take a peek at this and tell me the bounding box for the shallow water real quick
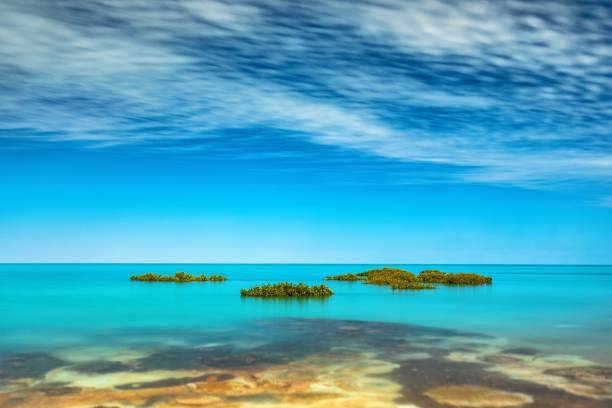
[1,264,611,407]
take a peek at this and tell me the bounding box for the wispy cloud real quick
[0,0,611,196]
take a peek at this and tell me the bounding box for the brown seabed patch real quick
[392,348,612,407]
[466,349,612,402]
[423,384,533,407]
[0,351,413,408]
[1,319,611,408]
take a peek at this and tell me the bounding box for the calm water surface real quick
[1,264,610,359]
[1,264,611,407]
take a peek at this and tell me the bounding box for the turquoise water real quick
[1,263,611,363]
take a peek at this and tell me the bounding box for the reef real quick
[0,352,404,408]
[240,282,334,298]
[543,366,612,399]
[0,319,610,408]
[423,384,533,407]
[0,353,65,382]
[446,347,612,402]
[130,272,227,283]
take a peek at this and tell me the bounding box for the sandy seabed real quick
[1,319,610,408]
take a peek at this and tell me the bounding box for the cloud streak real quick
[0,0,611,195]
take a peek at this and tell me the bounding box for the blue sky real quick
[0,0,611,263]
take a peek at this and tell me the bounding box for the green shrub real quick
[442,272,492,285]
[390,281,435,290]
[361,267,417,285]
[326,268,433,290]
[418,269,448,283]
[325,273,362,281]
[130,272,227,283]
[130,272,169,282]
[418,270,492,285]
[240,282,333,297]
[340,267,493,291]
[354,267,431,290]
[207,274,228,282]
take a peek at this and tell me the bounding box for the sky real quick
[0,0,611,263]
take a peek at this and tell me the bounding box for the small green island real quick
[360,268,435,290]
[418,269,492,285]
[129,268,489,296]
[324,273,362,281]
[240,282,334,298]
[325,267,492,290]
[130,271,228,283]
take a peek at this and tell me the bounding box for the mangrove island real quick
[324,267,492,290]
[418,269,492,285]
[130,271,228,283]
[240,282,334,298]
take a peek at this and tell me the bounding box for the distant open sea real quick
[1,264,611,407]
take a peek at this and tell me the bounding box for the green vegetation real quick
[206,274,228,282]
[390,280,435,290]
[417,269,449,283]
[325,268,433,290]
[325,273,362,281]
[240,282,334,297]
[359,267,434,290]
[417,270,492,285]
[324,267,492,291]
[130,271,228,283]
[437,272,492,285]
[361,267,417,284]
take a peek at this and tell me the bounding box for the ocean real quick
[1,263,611,407]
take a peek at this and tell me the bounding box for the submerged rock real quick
[482,354,523,365]
[0,353,65,380]
[0,351,408,408]
[1,318,610,407]
[451,345,612,402]
[501,347,540,356]
[71,360,132,374]
[117,373,233,390]
[544,366,612,399]
[424,384,533,407]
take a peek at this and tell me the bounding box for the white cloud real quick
[0,0,611,197]
[182,0,262,31]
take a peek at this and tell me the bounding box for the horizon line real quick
[1,262,611,266]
